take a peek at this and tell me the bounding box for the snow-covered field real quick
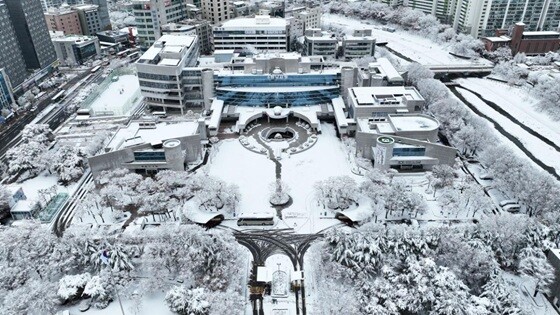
[85,74,141,116]
[208,123,358,233]
[455,87,560,175]
[457,78,560,147]
[322,14,481,66]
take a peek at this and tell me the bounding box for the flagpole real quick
[101,250,126,315]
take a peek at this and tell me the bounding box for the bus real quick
[128,52,140,62]
[117,49,130,59]
[237,212,275,226]
[90,65,101,74]
[51,89,66,102]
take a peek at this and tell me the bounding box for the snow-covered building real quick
[135,35,201,113]
[342,29,376,60]
[51,34,101,65]
[346,86,425,118]
[354,115,456,170]
[357,58,405,87]
[88,119,206,178]
[304,29,338,58]
[161,19,213,55]
[213,15,288,52]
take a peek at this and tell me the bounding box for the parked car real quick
[479,173,494,180]
[502,204,521,213]
[499,199,518,207]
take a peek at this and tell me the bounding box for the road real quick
[0,69,99,160]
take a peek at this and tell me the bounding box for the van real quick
[502,204,520,213]
[499,199,518,207]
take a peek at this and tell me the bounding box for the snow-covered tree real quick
[417,78,449,106]
[83,272,114,309]
[314,175,359,210]
[269,179,290,205]
[58,273,91,301]
[0,185,11,219]
[480,273,525,314]
[165,286,210,315]
[406,63,434,85]
[518,248,555,297]
[47,145,87,184]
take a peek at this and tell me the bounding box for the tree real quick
[480,273,524,314]
[518,248,555,297]
[48,145,87,184]
[314,175,359,210]
[431,164,455,196]
[269,179,290,205]
[58,273,91,301]
[406,63,434,85]
[83,272,114,309]
[165,286,210,315]
[0,185,11,219]
[417,78,449,106]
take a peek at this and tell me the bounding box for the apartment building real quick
[135,35,202,113]
[213,15,288,52]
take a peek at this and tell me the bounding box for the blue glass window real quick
[392,147,426,157]
[134,151,166,161]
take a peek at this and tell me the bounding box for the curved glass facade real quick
[216,87,340,106]
[215,73,341,106]
[215,74,340,87]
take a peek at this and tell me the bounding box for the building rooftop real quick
[523,31,560,37]
[356,114,439,135]
[106,120,199,152]
[138,35,196,65]
[220,15,287,28]
[52,35,98,43]
[484,36,511,42]
[349,86,424,106]
[369,58,403,82]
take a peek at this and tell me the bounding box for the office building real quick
[304,29,337,58]
[162,19,213,55]
[88,119,205,178]
[4,0,57,70]
[51,34,101,65]
[354,116,456,170]
[0,68,16,110]
[201,0,231,24]
[0,1,27,87]
[483,22,560,54]
[342,29,376,60]
[135,35,201,113]
[132,0,194,49]
[44,6,82,35]
[73,4,102,36]
[96,30,131,48]
[357,58,405,87]
[213,15,288,52]
[285,6,321,30]
[230,0,253,17]
[41,0,111,30]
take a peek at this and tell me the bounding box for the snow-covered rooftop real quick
[357,114,439,134]
[349,86,423,106]
[138,35,196,65]
[523,31,560,37]
[106,120,199,151]
[219,15,287,28]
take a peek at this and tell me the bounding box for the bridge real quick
[426,63,495,75]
